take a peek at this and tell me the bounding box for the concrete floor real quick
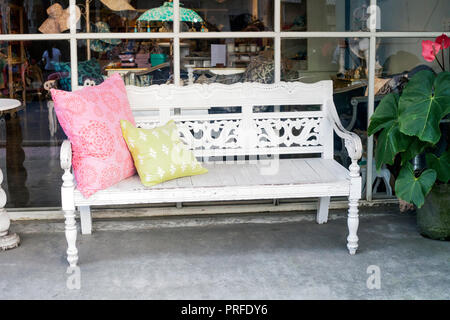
[1,208,450,300]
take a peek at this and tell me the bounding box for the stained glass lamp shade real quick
[137,2,203,23]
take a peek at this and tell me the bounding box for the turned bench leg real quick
[61,141,78,266]
[347,197,359,255]
[347,160,361,255]
[79,206,92,235]
[64,209,78,267]
[316,196,330,224]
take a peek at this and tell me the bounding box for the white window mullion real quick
[274,0,281,83]
[2,31,448,42]
[366,0,378,201]
[173,0,180,86]
[178,31,276,39]
[69,0,78,91]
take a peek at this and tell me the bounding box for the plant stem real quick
[436,54,445,72]
[442,49,445,71]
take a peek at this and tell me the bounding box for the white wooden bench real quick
[60,81,362,267]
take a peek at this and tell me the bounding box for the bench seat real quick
[74,159,351,206]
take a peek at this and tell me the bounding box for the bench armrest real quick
[326,99,363,168]
[60,139,72,171]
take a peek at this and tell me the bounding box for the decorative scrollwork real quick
[177,120,241,150]
[137,117,323,152]
[254,118,322,148]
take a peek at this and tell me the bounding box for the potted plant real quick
[368,34,450,240]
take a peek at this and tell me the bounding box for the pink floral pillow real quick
[51,73,136,198]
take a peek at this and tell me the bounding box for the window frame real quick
[1,0,448,202]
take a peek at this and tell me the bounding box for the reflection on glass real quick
[78,38,173,87]
[76,0,173,33]
[282,38,370,84]
[1,0,73,34]
[282,37,371,174]
[0,40,72,208]
[378,38,447,76]
[181,38,274,85]
[181,0,274,32]
[281,0,370,32]
[379,0,450,32]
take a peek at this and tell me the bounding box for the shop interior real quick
[0,0,448,207]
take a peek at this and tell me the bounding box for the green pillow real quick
[120,119,208,186]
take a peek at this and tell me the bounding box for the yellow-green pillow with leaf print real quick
[120,119,208,187]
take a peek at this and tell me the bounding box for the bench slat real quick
[290,159,322,184]
[175,175,193,188]
[305,159,336,182]
[74,183,350,206]
[73,159,350,206]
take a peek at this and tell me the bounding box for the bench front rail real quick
[59,81,362,267]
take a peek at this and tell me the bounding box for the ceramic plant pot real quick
[416,184,450,241]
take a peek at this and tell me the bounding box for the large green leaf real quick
[368,93,413,169]
[400,139,429,165]
[395,163,437,208]
[368,93,399,135]
[426,151,450,183]
[399,70,450,144]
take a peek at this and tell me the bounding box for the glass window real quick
[281,0,370,32]
[282,37,371,171]
[0,40,70,208]
[377,37,446,76]
[282,37,370,83]
[379,0,450,32]
[1,0,73,34]
[180,0,274,32]
[77,0,173,33]
[78,38,173,87]
[181,38,274,85]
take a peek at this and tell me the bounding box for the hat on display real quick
[39,3,81,34]
[90,22,121,53]
[92,21,121,45]
[100,0,135,11]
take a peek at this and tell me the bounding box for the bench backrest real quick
[126,81,335,160]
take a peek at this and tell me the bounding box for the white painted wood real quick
[0,100,21,250]
[79,206,92,235]
[0,166,20,250]
[125,81,331,109]
[9,198,399,221]
[72,159,352,206]
[0,169,8,236]
[60,140,78,267]
[317,197,330,224]
[59,81,363,266]
[324,99,362,254]
[347,173,362,255]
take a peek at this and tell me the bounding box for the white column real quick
[0,168,20,250]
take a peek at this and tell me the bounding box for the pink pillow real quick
[51,73,136,198]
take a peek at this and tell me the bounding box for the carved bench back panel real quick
[128,81,334,158]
